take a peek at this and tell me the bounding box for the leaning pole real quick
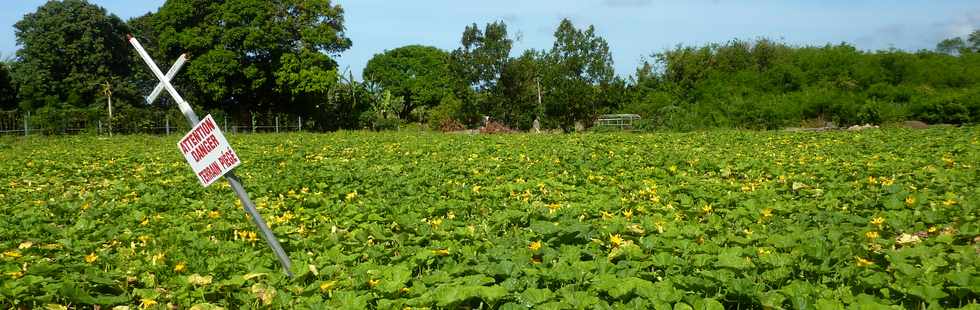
[128,35,294,278]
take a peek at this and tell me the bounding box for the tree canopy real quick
[363,45,457,120]
[137,0,352,116]
[451,21,513,92]
[622,39,980,130]
[12,0,132,110]
[542,19,617,130]
[3,1,978,132]
[0,62,15,110]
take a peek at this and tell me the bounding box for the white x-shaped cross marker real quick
[128,35,199,123]
[127,35,295,277]
[146,53,188,105]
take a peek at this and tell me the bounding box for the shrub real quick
[479,121,514,134]
[438,119,465,132]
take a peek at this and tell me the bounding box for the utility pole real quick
[102,80,113,136]
[350,70,357,112]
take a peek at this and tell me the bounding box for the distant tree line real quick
[0,0,977,133]
[622,36,980,130]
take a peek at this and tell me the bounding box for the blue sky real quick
[2,0,978,79]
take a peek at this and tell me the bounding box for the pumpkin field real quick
[2,128,979,309]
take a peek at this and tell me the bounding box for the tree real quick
[451,21,513,92]
[543,19,616,130]
[497,50,546,129]
[936,37,966,55]
[0,62,15,110]
[363,45,457,120]
[141,0,352,117]
[449,21,514,127]
[13,0,133,110]
[969,30,980,52]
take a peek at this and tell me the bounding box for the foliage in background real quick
[443,19,622,131]
[0,62,15,110]
[3,1,980,133]
[137,0,352,121]
[449,21,514,126]
[452,21,513,93]
[936,30,980,55]
[363,45,459,121]
[621,38,980,131]
[12,0,134,111]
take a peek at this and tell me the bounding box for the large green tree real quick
[970,30,980,51]
[449,21,518,126]
[497,50,547,129]
[936,29,980,55]
[13,0,133,110]
[543,19,616,130]
[363,45,457,120]
[451,21,512,92]
[139,0,351,117]
[936,37,967,55]
[0,62,15,110]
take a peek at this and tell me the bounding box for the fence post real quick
[298,116,302,131]
[166,116,171,135]
[251,113,256,134]
[23,112,29,136]
[223,117,228,134]
[275,116,279,133]
[98,120,103,135]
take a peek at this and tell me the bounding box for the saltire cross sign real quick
[128,35,294,278]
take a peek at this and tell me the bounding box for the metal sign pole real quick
[128,36,294,278]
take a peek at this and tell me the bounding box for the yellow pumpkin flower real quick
[855,257,875,267]
[546,204,560,214]
[870,216,885,227]
[85,252,98,263]
[865,231,879,241]
[528,240,542,252]
[319,280,337,293]
[609,234,623,248]
[432,248,450,256]
[760,208,773,219]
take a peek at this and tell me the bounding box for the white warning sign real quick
[178,114,241,187]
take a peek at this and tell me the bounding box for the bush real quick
[359,111,401,131]
[912,94,972,124]
[479,121,514,134]
[372,117,401,131]
[428,95,464,129]
[438,119,465,132]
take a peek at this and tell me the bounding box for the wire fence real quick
[0,109,307,136]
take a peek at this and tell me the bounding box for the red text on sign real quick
[218,148,240,168]
[190,135,220,162]
[179,117,216,154]
[197,161,222,185]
